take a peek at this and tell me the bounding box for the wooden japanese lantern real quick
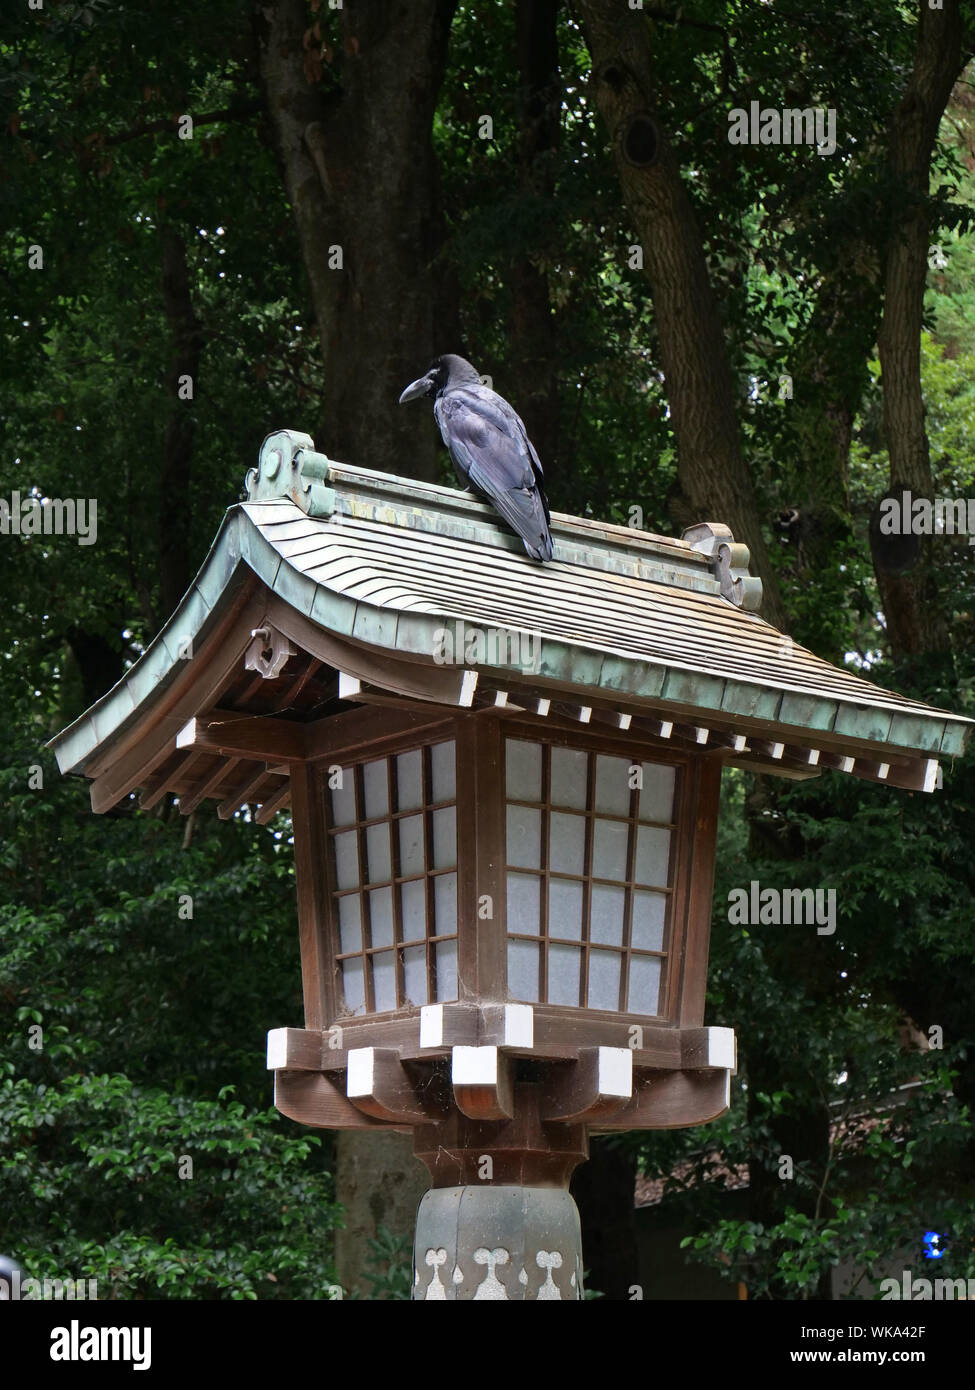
[51,430,972,1301]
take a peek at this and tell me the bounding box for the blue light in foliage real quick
[923,1231,946,1260]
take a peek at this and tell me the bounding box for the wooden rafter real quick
[255,780,292,824]
[217,765,283,820]
[178,755,242,816]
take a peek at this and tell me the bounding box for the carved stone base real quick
[412,1186,584,1301]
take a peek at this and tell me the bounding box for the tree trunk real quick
[508,0,562,470]
[783,265,880,661]
[333,1131,429,1299]
[574,0,786,630]
[159,228,203,620]
[875,1,966,675]
[255,0,458,481]
[63,627,126,710]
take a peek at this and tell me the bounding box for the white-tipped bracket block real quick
[451,1045,514,1120]
[827,754,855,773]
[480,1003,534,1049]
[525,697,550,717]
[542,1046,633,1123]
[705,1026,737,1073]
[346,1047,379,1099]
[338,671,362,700]
[452,1045,502,1086]
[266,1026,320,1071]
[598,1046,633,1097]
[459,669,478,707]
[176,718,198,750]
[266,1027,290,1071]
[680,1026,738,1074]
[418,1003,477,1049]
[420,1004,444,1049]
[502,1003,534,1048]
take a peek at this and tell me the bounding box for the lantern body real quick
[313,718,719,1035]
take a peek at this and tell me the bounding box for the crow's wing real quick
[434,386,553,560]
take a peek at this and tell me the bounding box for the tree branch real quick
[103,102,262,147]
[14,103,262,149]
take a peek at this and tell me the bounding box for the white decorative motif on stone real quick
[473,1247,510,1300]
[424,1247,448,1301]
[535,1250,563,1300]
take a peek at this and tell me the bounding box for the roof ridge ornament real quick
[245,429,336,518]
[681,521,763,612]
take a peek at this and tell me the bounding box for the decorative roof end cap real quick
[245,429,336,518]
[682,521,763,612]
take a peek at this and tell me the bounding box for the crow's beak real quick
[398,373,434,404]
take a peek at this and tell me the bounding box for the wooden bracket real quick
[593,1068,732,1132]
[864,757,939,793]
[346,1047,443,1124]
[540,1047,633,1123]
[274,1070,405,1130]
[337,668,479,710]
[177,708,305,761]
[266,1027,322,1071]
[451,1046,514,1120]
[680,1026,737,1073]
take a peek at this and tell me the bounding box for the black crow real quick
[399,354,554,562]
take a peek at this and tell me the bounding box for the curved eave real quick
[49,502,973,778]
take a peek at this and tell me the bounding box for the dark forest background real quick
[3,0,975,1299]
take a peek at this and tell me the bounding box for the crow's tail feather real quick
[489,484,554,562]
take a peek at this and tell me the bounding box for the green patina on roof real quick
[50,431,973,777]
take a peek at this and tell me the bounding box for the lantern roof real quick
[49,430,971,812]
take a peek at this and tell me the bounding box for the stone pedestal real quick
[412,1185,584,1300]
